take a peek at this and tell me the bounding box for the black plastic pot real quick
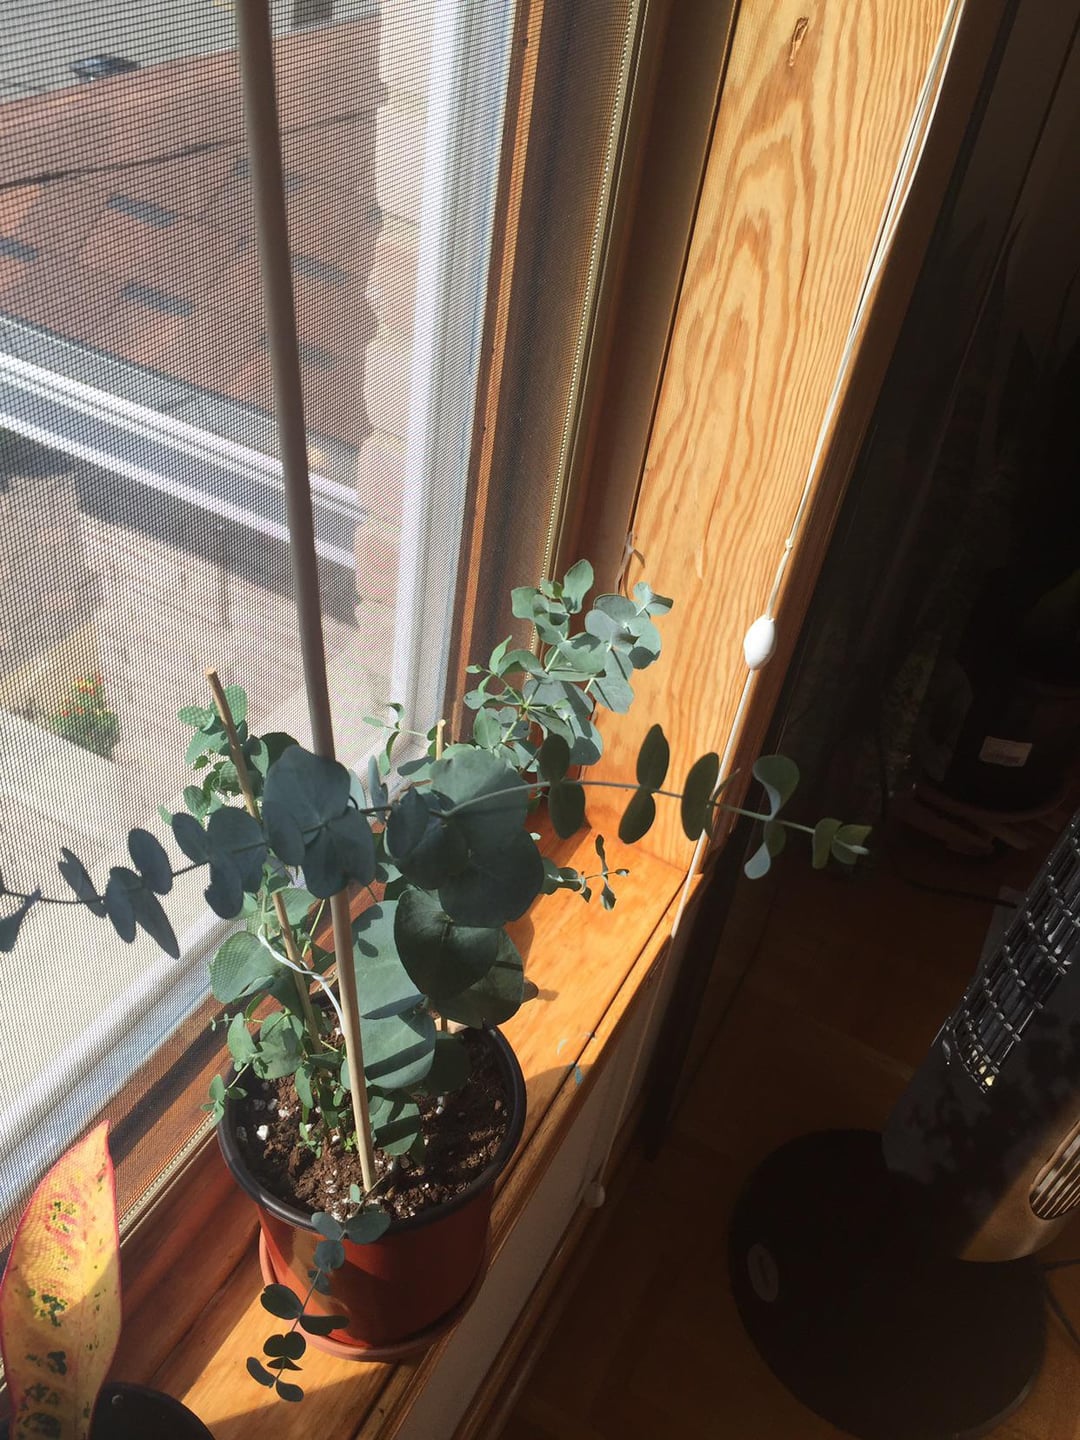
[218,1025,526,1356]
[0,1384,213,1439]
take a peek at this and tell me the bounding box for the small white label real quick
[979,736,1032,768]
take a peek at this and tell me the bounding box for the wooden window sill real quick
[114,805,690,1440]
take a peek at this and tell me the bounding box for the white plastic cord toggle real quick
[582,1180,607,1209]
[743,615,777,671]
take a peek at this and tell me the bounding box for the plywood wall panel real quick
[597,0,1003,865]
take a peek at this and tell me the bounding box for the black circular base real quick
[0,1384,214,1440]
[729,1130,1045,1440]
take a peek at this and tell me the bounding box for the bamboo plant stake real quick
[233,0,376,1192]
[205,669,323,1048]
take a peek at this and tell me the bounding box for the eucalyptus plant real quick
[0,560,868,1399]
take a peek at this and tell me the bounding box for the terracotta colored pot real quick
[0,1384,214,1439]
[218,1026,526,1354]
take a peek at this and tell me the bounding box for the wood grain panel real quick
[596,0,997,864]
[555,0,739,595]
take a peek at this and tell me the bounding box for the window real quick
[0,1,649,1234]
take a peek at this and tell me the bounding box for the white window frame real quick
[0,3,515,1215]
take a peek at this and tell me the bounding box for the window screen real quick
[0,0,645,1234]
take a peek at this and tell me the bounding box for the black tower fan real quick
[729,812,1080,1438]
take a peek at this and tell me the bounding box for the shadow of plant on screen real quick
[0,561,869,1400]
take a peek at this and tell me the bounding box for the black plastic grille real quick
[952,813,1080,1089]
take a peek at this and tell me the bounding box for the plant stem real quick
[302,900,327,958]
[440,773,732,817]
[206,669,323,1050]
[439,773,815,837]
[711,803,815,835]
[330,889,377,1193]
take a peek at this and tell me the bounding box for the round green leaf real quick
[299,810,376,897]
[263,745,351,831]
[832,823,873,865]
[561,558,594,612]
[313,1238,346,1271]
[326,809,376,887]
[263,804,305,866]
[206,807,268,890]
[627,619,663,670]
[278,887,317,926]
[385,786,429,859]
[472,708,502,749]
[548,633,609,678]
[590,649,635,714]
[369,1094,421,1155]
[359,1008,436,1090]
[429,749,530,841]
[387,789,469,889]
[210,932,282,1003]
[536,733,571,784]
[253,1010,306,1079]
[412,1032,472,1095]
[631,580,673,615]
[227,1012,258,1067]
[744,834,775,880]
[293,1064,315,1111]
[311,1212,345,1241]
[353,903,425,1019]
[178,704,214,729]
[222,684,247,726]
[343,1208,391,1245]
[435,930,525,1027]
[186,727,223,766]
[752,754,800,818]
[811,817,842,869]
[395,888,500,995]
[438,828,545,927]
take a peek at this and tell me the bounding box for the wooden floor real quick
[495,825,1080,1440]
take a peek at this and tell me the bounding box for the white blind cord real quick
[581,0,965,1207]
